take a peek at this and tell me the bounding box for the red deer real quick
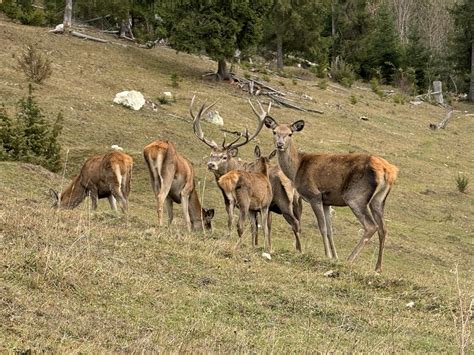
[191,97,303,252]
[49,151,133,213]
[264,116,399,272]
[143,140,214,232]
[218,146,275,252]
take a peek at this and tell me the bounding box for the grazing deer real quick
[264,116,399,272]
[143,140,215,232]
[49,151,133,213]
[191,97,303,252]
[218,146,275,252]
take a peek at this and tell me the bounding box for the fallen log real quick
[270,95,324,114]
[71,31,109,43]
[429,109,454,130]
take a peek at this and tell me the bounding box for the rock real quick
[261,252,272,260]
[113,90,145,111]
[206,110,224,126]
[111,145,123,151]
[405,301,415,308]
[163,91,173,99]
[323,270,339,278]
[410,101,423,106]
[360,116,369,121]
[49,24,64,33]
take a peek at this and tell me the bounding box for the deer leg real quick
[155,179,173,227]
[324,205,338,259]
[108,195,118,211]
[181,192,192,232]
[262,206,271,253]
[346,199,378,264]
[237,208,247,240]
[89,189,98,211]
[281,208,302,253]
[267,212,272,249]
[249,211,258,247]
[308,196,333,259]
[165,197,174,226]
[370,193,388,272]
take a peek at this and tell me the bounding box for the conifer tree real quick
[162,1,271,80]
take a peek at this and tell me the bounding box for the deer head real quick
[264,116,304,152]
[191,96,271,174]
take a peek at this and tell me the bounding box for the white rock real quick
[206,110,224,126]
[163,91,173,99]
[49,24,64,33]
[406,301,415,308]
[113,90,145,111]
[111,145,123,151]
[261,252,272,260]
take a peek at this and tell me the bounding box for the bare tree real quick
[63,0,72,31]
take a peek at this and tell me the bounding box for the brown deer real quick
[49,150,133,213]
[143,140,215,232]
[264,116,399,272]
[218,146,275,252]
[191,97,303,252]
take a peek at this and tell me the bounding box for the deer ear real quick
[291,120,305,132]
[264,116,277,129]
[268,150,277,160]
[49,188,59,201]
[228,147,238,157]
[254,145,261,158]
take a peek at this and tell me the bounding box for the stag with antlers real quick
[264,116,399,272]
[191,96,302,252]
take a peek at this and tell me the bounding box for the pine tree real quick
[450,0,474,100]
[162,1,272,80]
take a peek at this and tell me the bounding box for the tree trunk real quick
[331,3,336,38]
[276,32,283,70]
[217,59,231,81]
[63,0,72,31]
[433,80,444,105]
[470,43,474,102]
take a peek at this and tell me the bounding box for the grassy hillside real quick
[1,19,473,352]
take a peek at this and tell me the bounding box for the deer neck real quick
[277,140,300,182]
[189,187,205,231]
[212,157,241,180]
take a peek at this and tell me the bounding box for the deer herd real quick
[50,96,398,272]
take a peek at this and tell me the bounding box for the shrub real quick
[455,174,469,193]
[0,0,45,25]
[350,95,358,105]
[394,67,416,95]
[393,93,406,105]
[370,78,385,98]
[318,79,328,90]
[170,73,182,88]
[16,44,52,84]
[330,56,355,88]
[0,85,63,172]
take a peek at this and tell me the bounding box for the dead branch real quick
[429,109,454,130]
[270,96,324,114]
[71,31,109,43]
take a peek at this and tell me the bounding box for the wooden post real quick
[432,81,443,105]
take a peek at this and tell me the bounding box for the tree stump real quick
[433,81,444,105]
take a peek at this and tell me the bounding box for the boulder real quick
[113,90,145,111]
[206,110,224,126]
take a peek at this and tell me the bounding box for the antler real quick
[190,95,219,149]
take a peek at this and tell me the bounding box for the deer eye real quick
[288,133,292,137]
[222,156,227,160]
[272,131,276,135]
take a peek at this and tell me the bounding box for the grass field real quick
[1,18,473,352]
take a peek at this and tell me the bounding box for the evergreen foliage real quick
[162,0,272,78]
[0,85,63,172]
[16,44,52,84]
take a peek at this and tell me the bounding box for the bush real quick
[455,174,469,193]
[330,57,355,88]
[0,0,45,25]
[393,93,406,105]
[370,78,385,99]
[350,95,358,105]
[16,44,52,84]
[318,79,328,90]
[0,85,63,172]
[394,67,416,95]
[170,73,182,88]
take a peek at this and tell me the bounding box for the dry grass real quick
[1,18,473,352]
